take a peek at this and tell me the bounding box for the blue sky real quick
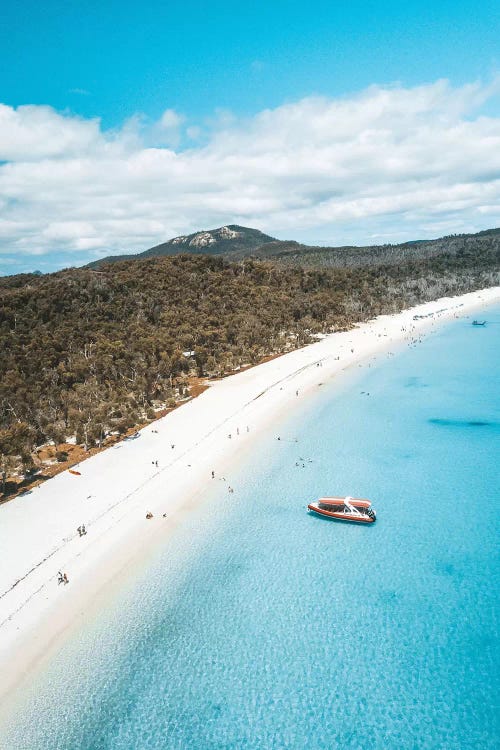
[2,0,498,126]
[0,1,499,274]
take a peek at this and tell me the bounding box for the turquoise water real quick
[3,307,500,750]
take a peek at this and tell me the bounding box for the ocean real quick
[2,306,499,749]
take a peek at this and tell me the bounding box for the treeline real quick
[0,248,499,492]
[89,224,500,269]
[258,228,500,269]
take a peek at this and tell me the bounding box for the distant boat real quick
[472,320,486,326]
[308,496,376,523]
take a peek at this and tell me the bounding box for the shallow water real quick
[2,308,500,749]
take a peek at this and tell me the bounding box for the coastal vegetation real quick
[1,233,499,496]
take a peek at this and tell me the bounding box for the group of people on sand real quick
[227,426,250,440]
[145,423,251,519]
[57,571,69,585]
[77,524,87,537]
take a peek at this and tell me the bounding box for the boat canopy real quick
[318,497,371,507]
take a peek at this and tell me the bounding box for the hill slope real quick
[88,226,500,270]
[256,229,500,268]
[89,225,275,268]
[143,225,275,257]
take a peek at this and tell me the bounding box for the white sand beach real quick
[1,286,499,701]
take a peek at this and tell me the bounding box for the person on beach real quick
[57,571,64,584]
[146,511,153,519]
[63,573,69,584]
[211,470,215,479]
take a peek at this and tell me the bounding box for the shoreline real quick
[1,285,499,709]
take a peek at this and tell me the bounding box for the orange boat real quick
[68,469,81,476]
[308,496,376,523]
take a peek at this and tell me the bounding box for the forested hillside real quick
[1,245,499,496]
[88,225,500,269]
[89,225,275,267]
[263,228,500,268]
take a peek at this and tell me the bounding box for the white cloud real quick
[0,78,499,270]
[159,108,184,130]
[0,104,102,161]
[149,108,186,148]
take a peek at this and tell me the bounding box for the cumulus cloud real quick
[0,104,103,161]
[159,108,184,130]
[0,78,499,272]
[149,108,185,148]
